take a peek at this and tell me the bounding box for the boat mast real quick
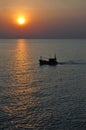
[54,54,56,60]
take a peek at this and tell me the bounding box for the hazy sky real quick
[0,0,86,38]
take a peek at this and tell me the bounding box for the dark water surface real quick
[0,39,86,130]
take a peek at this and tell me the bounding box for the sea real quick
[0,39,86,130]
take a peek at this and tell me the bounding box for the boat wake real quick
[58,60,86,65]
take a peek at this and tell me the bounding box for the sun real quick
[17,17,26,25]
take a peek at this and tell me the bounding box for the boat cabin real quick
[39,55,58,65]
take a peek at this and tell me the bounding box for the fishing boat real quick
[39,54,58,65]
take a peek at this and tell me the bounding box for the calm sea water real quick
[0,39,86,130]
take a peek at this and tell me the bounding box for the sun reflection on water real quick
[10,39,39,95]
[3,39,40,129]
[14,39,29,73]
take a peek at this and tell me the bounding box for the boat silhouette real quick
[39,54,58,65]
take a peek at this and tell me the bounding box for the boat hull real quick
[39,59,58,65]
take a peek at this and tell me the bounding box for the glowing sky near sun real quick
[0,0,86,38]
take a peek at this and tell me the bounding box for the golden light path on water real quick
[3,39,40,129]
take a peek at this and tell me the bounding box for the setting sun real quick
[17,17,26,25]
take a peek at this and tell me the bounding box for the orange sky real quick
[0,0,86,38]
